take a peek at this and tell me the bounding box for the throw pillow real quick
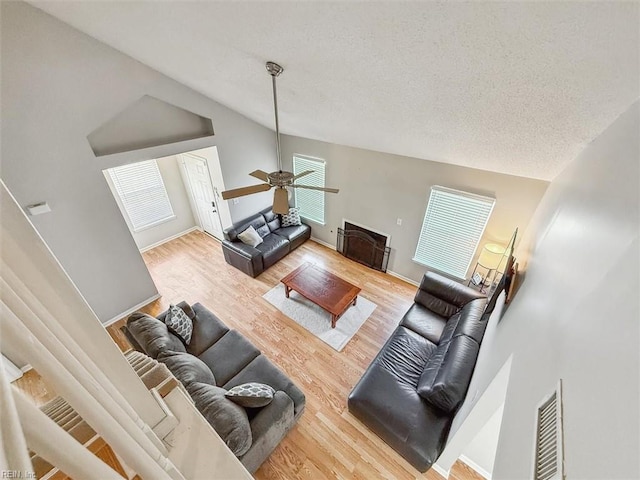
[280,207,302,227]
[237,225,263,247]
[187,382,252,456]
[225,382,275,408]
[164,304,193,346]
[156,350,216,387]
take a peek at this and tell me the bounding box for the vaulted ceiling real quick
[30,1,639,180]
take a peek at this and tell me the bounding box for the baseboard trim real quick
[432,463,450,478]
[102,294,162,327]
[20,364,33,373]
[310,236,335,250]
[139,226,199,253]
[459,455,491,480]
[387,269,420,287]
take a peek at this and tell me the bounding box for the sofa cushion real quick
[262,209,281,232]
[156,350,216,387]
[399,304,449,344]
[224,213,268,242]
[226,382,275,408]
[448,299,488,344]
[187,303,230,356]
[164,304,194,345]
[417,335,480,413]
[238,390,294,474]
[373,326,437,388]
[187,382,252,456]
[223,354,306,419]
[273,225,308,243]
[348,359,451,472]
[255,234,290,269]
[126,312,186,359]
[415,272,486,316]
[238,225,264,247]
[197,331,261,386]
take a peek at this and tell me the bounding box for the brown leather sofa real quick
[221,206,311,277]
[348,271,487,472]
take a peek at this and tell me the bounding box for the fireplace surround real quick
[337,222,390,272]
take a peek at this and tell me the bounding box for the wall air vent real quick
[534,380,565,480]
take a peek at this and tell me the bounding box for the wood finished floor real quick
[109,230,483,480]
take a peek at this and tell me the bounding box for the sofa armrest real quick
[221,240,264,277]
[414,271,486,317]
[240,391,295,473]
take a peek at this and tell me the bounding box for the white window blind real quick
[108,160,175,232]
[413,186,495,279]
[293,155,326,224]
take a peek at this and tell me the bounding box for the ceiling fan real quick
[221,61,339,215]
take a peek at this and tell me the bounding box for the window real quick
[293,155,326,224]
[413,186,495,279]
[107,159,175,231]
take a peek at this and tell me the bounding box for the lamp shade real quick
[477,243,506,270]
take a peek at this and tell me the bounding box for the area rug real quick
[262,283,377,352]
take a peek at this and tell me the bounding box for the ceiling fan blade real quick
[273,188,290,214]
[221,183,272,200]
[292,170,314,180]
[249,170,270,182]
[291,184,339,194]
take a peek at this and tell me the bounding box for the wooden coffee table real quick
[280,263,361,328]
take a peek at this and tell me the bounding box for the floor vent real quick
[534,381,564,480]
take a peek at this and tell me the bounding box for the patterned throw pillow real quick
[281,207,302,227]
[164,304,193,345]
[225,382,275,408]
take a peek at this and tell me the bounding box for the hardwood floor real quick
[16,229,485,480]
[110,230,484,480]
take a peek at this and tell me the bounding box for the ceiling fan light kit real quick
[221,61,339,215]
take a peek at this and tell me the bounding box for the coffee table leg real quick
[331,314,337,329]
[284,285,291,298]
[353,296,358,306]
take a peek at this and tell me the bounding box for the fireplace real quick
[337,222,390,272]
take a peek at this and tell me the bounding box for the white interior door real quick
[180,153,224,240]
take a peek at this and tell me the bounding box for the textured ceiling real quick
[30,1,639,180]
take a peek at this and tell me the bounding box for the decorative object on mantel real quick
[221,62,339,214]
[263,283,377,352]
[337,222,391,272]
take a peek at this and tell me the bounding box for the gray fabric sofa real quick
[348,272,487,472]
[221,206,311,277]
[123,302,305,473]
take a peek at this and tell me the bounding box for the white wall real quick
[455,100,639,479]
[461,404,504,478]
[104,155,197,251]
[1,1,277,322]
[280,135,549,283]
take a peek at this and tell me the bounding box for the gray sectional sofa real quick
[348,271,487,472]
[221,206,311,277]
[123,302,305,473]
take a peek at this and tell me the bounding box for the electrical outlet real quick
[232,198,240,205]
[396,218,402,226]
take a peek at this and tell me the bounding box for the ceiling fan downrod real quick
[266,61,284,173]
